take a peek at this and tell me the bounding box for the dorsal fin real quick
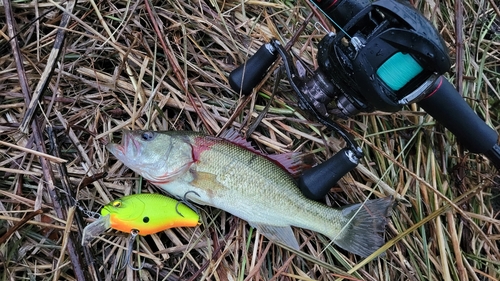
[219,129,305,176]
[219,128,258,153]
[266,152,304,176]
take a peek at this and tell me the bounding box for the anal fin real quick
[251,223,300,250]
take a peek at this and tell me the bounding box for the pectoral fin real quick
[251,223,300,250]
[188,171,227,199]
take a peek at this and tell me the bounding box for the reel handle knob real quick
[298,148,359,201]
[229,43,278,95]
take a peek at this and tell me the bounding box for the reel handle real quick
[229,43,278,95]
[418,76,500,169]
[297,148,359,200]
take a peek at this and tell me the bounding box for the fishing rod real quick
[229,0,500,200]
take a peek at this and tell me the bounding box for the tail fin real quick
[333,196,394,257]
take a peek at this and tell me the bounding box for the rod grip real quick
[229,43,278,95]
[418,76,500,168]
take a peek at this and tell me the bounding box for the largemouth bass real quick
[106,130,393,257]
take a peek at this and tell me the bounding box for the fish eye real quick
[141,131,156,141]
[112,200,122,208]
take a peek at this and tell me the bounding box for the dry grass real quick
[0,0,499,280]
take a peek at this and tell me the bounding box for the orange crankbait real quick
[100,193,199,235]
[81,193,199,270]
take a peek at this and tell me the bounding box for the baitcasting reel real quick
[229,0,500,200]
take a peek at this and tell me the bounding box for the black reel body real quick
[229,0,500,200]
[315,0,451,115]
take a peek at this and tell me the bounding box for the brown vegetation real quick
[0,0,499,280]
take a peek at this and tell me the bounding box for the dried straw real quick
[0,0,499,280]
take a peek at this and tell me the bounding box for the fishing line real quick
[58,188,102,219]
[307,0,353,39]
[74,200,102,219]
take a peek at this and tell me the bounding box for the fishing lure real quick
[82,193,200,270]
[101,193,200,235]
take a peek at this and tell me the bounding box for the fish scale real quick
[107,129,394,257]
[198,140,348,225]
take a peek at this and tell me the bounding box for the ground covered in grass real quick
[0,0,499,280]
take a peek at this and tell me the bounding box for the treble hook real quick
[175,190,200,217]
[122,229,145,271]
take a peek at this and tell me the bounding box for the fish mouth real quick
[106,130,141,159]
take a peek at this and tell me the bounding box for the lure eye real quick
[112,200,122,208]
[140,131,155,141]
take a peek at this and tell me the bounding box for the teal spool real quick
[376,52,423,91]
